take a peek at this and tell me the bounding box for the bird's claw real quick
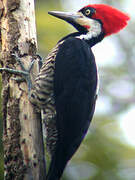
[12,52,26,71]
[11,52,35,74]
[11,77,26,83]
[0,52,35,91]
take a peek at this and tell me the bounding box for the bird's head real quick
[48,4,130,43]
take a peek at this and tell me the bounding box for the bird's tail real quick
[46,144,68,180]
[46,136,83,180]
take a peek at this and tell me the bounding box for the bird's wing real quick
[47,37,98,180]
[54,37,97,148]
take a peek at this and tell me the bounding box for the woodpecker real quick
[0,4,129,180]
[43,4,129,180]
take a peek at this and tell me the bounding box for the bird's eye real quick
[85,9,91,16]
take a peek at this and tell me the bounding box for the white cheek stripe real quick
[76,19,102,40]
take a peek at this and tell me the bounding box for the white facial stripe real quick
[76,17,102,40]
[76,14,91,27]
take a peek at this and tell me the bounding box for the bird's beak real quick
[48,11,82,24]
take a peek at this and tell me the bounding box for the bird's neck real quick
[83,31,105,47]
[60,31,105,47]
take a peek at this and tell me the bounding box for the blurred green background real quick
[0,0,135,179]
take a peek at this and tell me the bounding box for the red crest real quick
[86,4,130,36]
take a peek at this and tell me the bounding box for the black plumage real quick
[0,4,130,180]
[47,36,98,180]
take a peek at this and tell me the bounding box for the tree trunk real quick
[0,0,46,179]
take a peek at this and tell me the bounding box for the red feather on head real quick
[86,4,130,36]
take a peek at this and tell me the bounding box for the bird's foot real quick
[0,52,35,92]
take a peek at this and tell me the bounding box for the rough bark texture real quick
[0,0,46,179]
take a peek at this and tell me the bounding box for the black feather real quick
[47,37,97,180]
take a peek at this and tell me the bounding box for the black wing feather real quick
[47,37,97,180]
[54,37,97,141]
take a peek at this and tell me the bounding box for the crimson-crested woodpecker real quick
[0,3,130,180]
[41,4,129,180]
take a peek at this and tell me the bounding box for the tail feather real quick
[47,136,84,180]
[47,145,68,180]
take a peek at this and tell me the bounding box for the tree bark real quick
[0,0,46,179]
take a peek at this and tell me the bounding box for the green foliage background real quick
[0,0,135,180]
